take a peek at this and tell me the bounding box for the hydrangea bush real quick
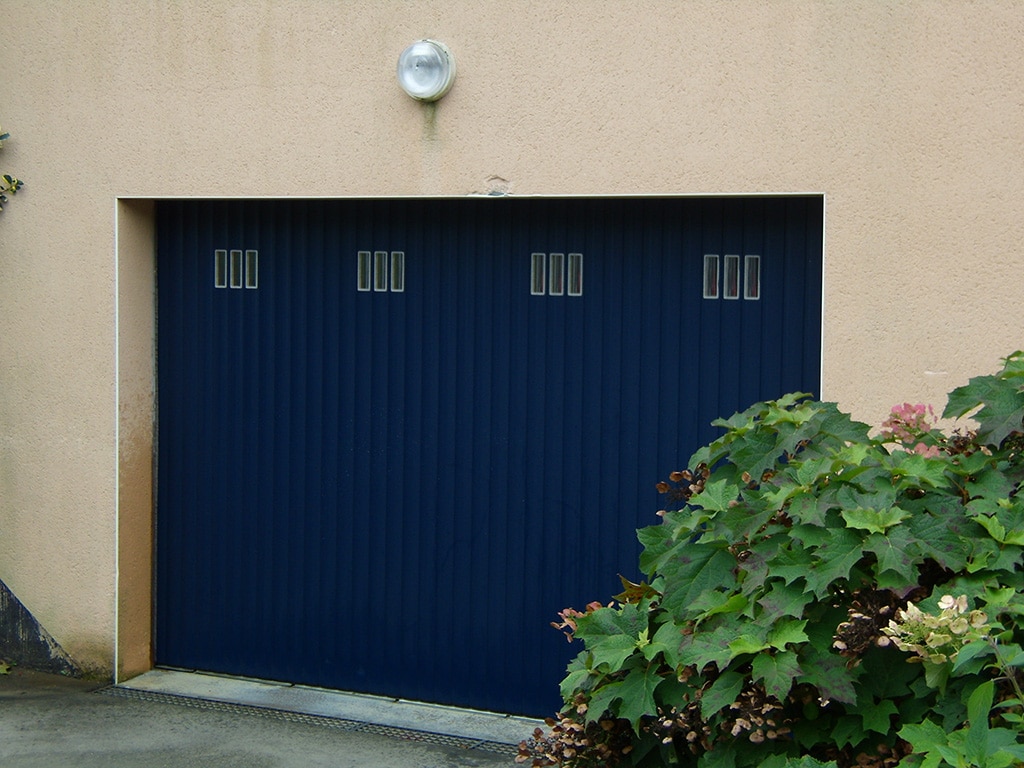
[519,352,1024,768]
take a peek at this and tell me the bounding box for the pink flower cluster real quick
[880,403,940,457]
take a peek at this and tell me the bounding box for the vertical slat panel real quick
[738,197,766,408]
[758,198,786,397]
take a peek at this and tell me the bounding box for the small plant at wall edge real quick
[519,351,1024,768]
[0,123,24,212]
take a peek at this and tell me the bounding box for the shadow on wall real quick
[0,579,81,676]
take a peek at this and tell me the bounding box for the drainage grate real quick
[96,685,517,756]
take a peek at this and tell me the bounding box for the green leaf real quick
[964,496,1024,544]
[759,756,837,768]
[804,528,866,596]
[906,507,972,572]
[982,586,1019,607]
[574,601,646,640]
[973,513,1009,544]
[751,650,802,700]
[887,451,950,490]
[614,662,665,730]
[787,492,833,527]
[830,714,866,749]
[967,679,995,728]
[729,427,788,481]
[767,619,809,650]
[717,503,776,543]
[944,372,1024,447]
[965,681,995,766]
[696,739,739,768]
[689,591,749,622]
[935,731,968,768]
[677,619,742,671]
[817,405,873,444]
[841,506,911,535]
[763,396,820,425]
[798,641,861,705]
[700,669,745,718]
[854,698,898,735]
[728,634,770,658]
[988,733,1024,764]
[993,501,1024,545]
[864,527,920,583]
[637,522,680,576]
[944,374,993,420]
[833,441,873,469]
[965,465,1016,500]
[757,582,814,623]
[952,639,995,674]
[788,524,832,548]
[837,481,897,515]
[575,603,648,671]
[766,544,815,587]
[860,645,922,700]
[560,659,598,701]
[586,678,626,721]
[793,456,835,486]
[690,478,741,513]
[923,659,951,692]
[659,545,738,617]
[900,719,951,768]
[588,633,644,670]
[650,620,685,668]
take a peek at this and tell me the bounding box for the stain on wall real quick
[0,578,81,676]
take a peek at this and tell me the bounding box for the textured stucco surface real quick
[1,0,1022,675]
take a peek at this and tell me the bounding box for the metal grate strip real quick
[95,686,516,756]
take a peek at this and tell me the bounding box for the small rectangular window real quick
[548,252,565,296]
[214,250,228,288]
[245,250,258,289]
[229,249,243,289]
[723,254,740,299]
[567,253,583,296]
[374,251,388,292]
[390,251,405,293]
[531,253,546,295]
[357,251,372,291]
[703,255,719,299]
[744,255,760,300]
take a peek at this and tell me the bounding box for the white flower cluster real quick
[880,595,990,664]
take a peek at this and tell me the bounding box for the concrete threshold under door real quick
[118,669,543,746]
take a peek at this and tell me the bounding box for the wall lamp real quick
[397,40,456,102]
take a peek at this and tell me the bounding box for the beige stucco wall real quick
[1,1,1022,677]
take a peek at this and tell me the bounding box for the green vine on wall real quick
[0,123,24,212]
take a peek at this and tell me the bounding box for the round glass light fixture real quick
[397,40,456,102]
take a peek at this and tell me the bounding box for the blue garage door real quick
[155,196,822,716]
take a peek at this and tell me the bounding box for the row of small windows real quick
[213,250,753,300]
[357,250,405,293]
[704,254,760,300]
[214,249,258,289]
[531,252,583,296]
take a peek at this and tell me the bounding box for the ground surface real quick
[0,668,518,767]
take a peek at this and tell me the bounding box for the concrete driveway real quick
[0,669,522,767]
